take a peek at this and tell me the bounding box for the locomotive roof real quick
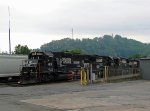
[44,52,53,57]
[29,51,127,61]
[30,51,53,57]
[52,52,89,57]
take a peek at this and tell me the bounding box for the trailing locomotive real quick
[18,51,140,84]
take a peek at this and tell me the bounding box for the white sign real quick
[61,58,72,64]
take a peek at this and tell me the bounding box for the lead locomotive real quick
[18,51,105,84]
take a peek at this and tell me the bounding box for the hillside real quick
[40,35,150,57]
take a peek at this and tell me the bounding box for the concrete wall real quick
[0,55,27,77]
[140,58,150,80]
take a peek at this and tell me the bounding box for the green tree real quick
[40,35,150,57]
[63,49,82,54]
[129,54,146,59]
[15,44,31,54]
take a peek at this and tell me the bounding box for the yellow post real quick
[80,68,83,85]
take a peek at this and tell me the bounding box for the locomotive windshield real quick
[29,52,45,59]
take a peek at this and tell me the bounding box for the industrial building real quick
[140,58,150,80]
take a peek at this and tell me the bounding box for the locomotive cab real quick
[19,52,54,84]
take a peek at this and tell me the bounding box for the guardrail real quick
[80,66,141,85]
[100,67,140,82]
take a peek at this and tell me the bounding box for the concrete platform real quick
[21,80,150,111]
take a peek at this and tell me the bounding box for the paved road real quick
[0,80,150,111]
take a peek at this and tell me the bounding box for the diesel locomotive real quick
[18,51,139,84]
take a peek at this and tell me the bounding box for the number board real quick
[96,58,103,62]
[61,58,72,64]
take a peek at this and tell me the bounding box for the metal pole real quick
[90,64,93,84]
[8,6,11,54]
[107,66,108,81]
[72,28,73,39]
[104,66,107,81]
[86,66,89,84]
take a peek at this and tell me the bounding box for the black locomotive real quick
[18,51,139,84]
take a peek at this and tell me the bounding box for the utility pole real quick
[8,6,11,54]
[72,28,73,39]
[112,33,114,37]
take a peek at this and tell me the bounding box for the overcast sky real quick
[0,0,150,52]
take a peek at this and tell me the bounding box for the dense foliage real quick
[63,49,82,54]
[40,35,150,58]
[15,44,31,54]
